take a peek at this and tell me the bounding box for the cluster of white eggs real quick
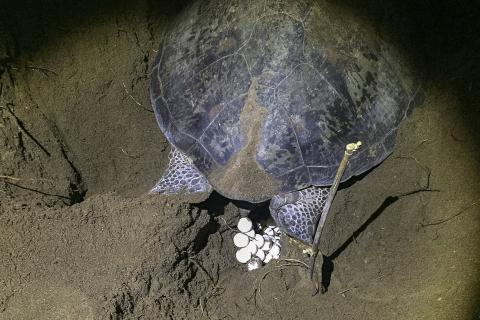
[233,217,281,271]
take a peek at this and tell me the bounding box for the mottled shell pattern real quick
[150,0,422,202]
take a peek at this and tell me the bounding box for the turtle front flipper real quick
[269,186,330,244]
[150,148,212,195]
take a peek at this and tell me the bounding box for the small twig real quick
[121,81,153,113]
[411,139,431,152]
[420,200,479,227]
[396,155,433,190]
[3,180,69,200]
[0,175,53,182]
[189,257,216,286]
[251,261,311,306]
[278,258,309,268]
[120,147,139,159]
[193,261,225,320]
[24,65,58,77]
[219,217,236,232]
[337,286,358,295]
[0,175,22,181]
[6,64,58,77]
[310,142,362,281]
[199,298,205,315]
[3,104,52,156]
[397,155,426,169]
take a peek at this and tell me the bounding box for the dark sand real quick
[0,0,479,319]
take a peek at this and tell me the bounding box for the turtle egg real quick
[265,228,274,236]
[261,239,272,251]
[254,234,264,248]
[236,247,252,263]
[237,217,253,233]
[247,257,262,271]
[246,241,258,255]
[233,233,249,248]
[270,244,280,259]
[264,253,273,264]
[244,229,256,239]
[255,249,266,261]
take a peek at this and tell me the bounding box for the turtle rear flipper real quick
[150,148,212,195]
[270,186,330,244]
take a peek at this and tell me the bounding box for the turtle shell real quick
[150,0,423,202]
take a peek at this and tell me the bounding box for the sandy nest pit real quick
[0,1,479,319]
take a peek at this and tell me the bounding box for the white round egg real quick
[254,234,264,248]
[245,229,256,239]
[237,217,253,233]
[255,249,266,261]
[261,239,272,251]
[235,247,252,263]
[264,253,273,264]
[246,241,258,255]
[270,244,280,259]
[233,233,249,248]
[265,228,274,236]
[247,257,262,271]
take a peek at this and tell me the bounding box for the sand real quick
[0,0,478,319]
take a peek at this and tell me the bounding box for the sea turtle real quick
[149,0,422,245]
